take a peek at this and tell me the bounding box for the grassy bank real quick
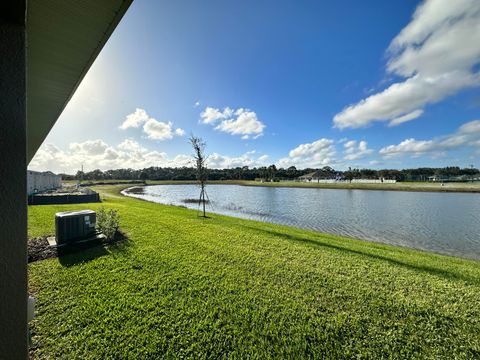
[64,179,480,193]
[29,185,480,358]
[231,180,480,193]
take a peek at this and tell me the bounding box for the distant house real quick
[27,170,62,195]
[298,171,318,182]
[428,175,470,182]
[297,170,338,182]
[298,171,396,184]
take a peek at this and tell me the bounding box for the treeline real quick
[60,165,480,182]
[62,166,310,181]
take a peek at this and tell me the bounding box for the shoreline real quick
[120,179,480,194]
[119,185,480,261]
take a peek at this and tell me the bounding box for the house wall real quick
[0,1,28,356]
[27,170,62,195]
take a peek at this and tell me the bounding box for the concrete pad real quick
[47,233,107,247]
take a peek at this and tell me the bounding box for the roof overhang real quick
[26,0,133,162]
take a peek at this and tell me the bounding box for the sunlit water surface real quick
[123,184,480,260]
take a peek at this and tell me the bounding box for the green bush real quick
[96,207,120,240]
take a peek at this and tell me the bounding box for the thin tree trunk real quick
[202,189,206,217]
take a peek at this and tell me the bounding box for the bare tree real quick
[190,135,208,217]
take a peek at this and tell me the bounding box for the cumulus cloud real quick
[175,128,186,136]
[28,144,75,173]
[379,119,480,158]
[117,139,145,152]
[334,0,480,129]
[69,139,108,155]
[343,140,373,160]
[143,119,174,140]
[278,138,337,168]
[200,107,233,124]
[103,147,119,160]
[119,108,149,130]
[206,152,269,168]
[120,108,185,141]
[29,139,190,174]
[200,106,266,139]
[28,140,270,173]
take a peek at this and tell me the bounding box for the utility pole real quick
[78,164,84,187]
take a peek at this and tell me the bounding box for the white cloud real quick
[207,152,269,169]
[278,138,337,168]
[28,144,76,173]
[379,119,480,158]
[28,139,269,173]
[200,107,266,139]
[200,107,232,124]
[194,101,200,107]
[143,119,175,140]
[117,139,146,152]
[257,154,269,162]
[175,128,186,136]
[104,147,119,160]
[387,0,480,77]
[333,0,480,129]
[119,108,149,130]
[28,139,190,174]
[388,109,424,127]
[379,139,436,158]
[458,120,480,134]
[343,140,373,160]
[120,108,185,141]
[69,139,108,155]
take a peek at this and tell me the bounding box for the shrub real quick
[96,207,120,240]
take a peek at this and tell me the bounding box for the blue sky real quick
[30,0,480,174]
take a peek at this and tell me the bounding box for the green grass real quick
[29,185,480,358]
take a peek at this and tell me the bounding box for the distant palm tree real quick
[267,164,277,181]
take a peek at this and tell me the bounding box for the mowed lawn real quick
[28,185,480,359]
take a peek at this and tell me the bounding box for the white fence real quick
[27,170,62,195]
[298,179,396,184]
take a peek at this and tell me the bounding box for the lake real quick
[123,184,480,260]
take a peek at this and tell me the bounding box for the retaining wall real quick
[28,192,100,205]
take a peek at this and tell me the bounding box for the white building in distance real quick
[27,170,62,195]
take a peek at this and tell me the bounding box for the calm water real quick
[124,184,480,260]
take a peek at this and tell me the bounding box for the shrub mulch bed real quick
[28,232,127,263]
[28,237,58,262]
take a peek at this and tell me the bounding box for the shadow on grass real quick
[238,224,480,285]
[57,232,131,267]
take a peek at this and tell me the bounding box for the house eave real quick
[26,0,133,162]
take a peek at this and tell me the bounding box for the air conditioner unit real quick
[55,210,96,245]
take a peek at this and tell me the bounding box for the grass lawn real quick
[29,185,480,358]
